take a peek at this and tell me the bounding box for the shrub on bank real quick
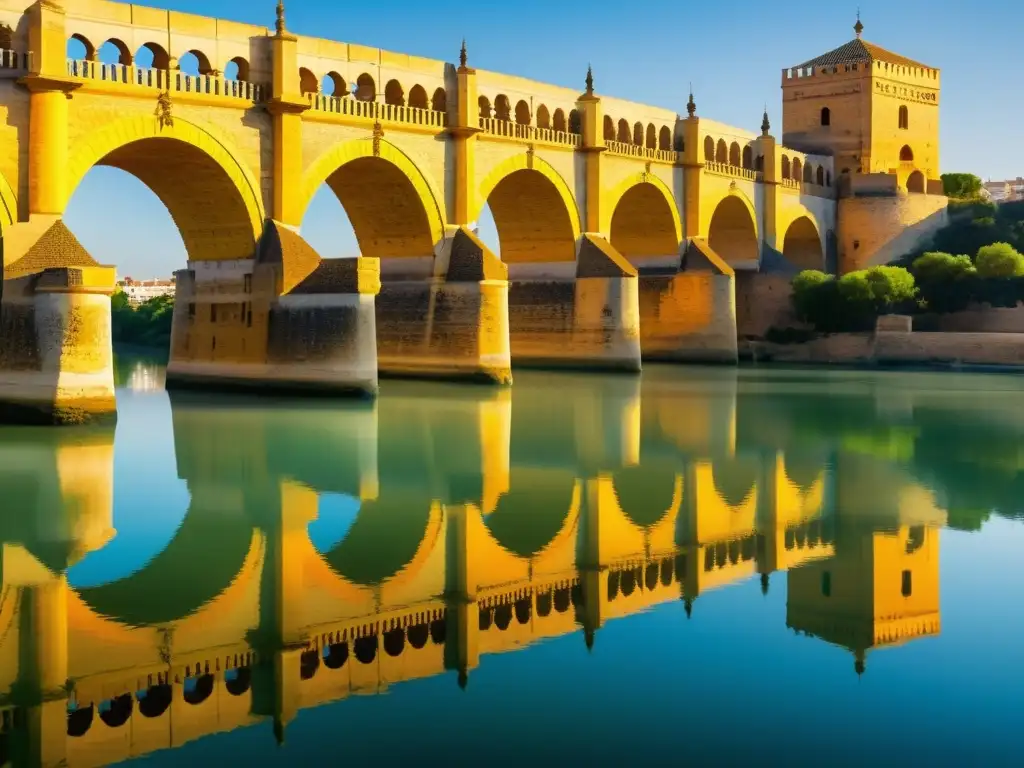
[975,243,1024,278]
[112,291,174,349]
[791,266,916,332]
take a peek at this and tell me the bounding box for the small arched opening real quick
[907,170,925,193]
[494,94,511,121]
[900,145,914,163]
[536,104,551,129]
[224,56,250,82]
[820,107,831,126]
[568,109,581,134]
[729,142,741,167]
[781,155,791,179]
[792,157,803,181]
[803,163,813,183]
[354,73,375,101]
[135,42,170,70]
[408,84,429,109]
[633,121,644,146]
[324,642,349,669]
[383,627,406,657]
[321,71,346,96]
[178,49,214,76]
[742,145,753,170]
[299,67,318,95]
[431,87,446,112]
[703,135,715,162]
[384,79,404,106]
[300,648,320,679]
[716,139,728,164]
[98,39,132,66]
[67,33,96,61]
[478,95,491,119]
[816,165,825,186]
[515,100,531,125]
[898,105,909,130]
[354,635,379,664]
[617,118,631,143]
[553,108,567,132]
[67,704,94,738]
[604,115,616,141]
[659,126,671,151]
[646,123,657,149]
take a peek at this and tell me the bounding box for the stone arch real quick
[66,116,264,263]
[431,87,446,112]
[612,467,681,529]
[900,145,914,162]
[384,79,405,106]
[137,684,173,717]
[729,142,741,167]
[495,94,511,121]
[536,104,550,129]
[803,163,813,183]
[781,155,791,179]
[707,192,759,266]
[742,146,753,170]
[476,153,581,264]
[907,170,925,193]
[136,42,170,70]
[478,95,491,119]
[633,121,644,146]
[299,67,318,95]
[659,126,671,151]
[68,33,95,61]
[605,173,682,264]
[515,99,531,125]
[99,694,133,728]
[816,166,824,186]
[568,110,581,134]
[225,56,250,81]
[98,38,132,65]
[703,135,715,162]
[407,84,427,108]
[646,123,656,149]
[355,73,375,101]
[553,108,566,132]
[781,215,824,271]
[820,107,831,126]
[179,49,214,75]
[407,84,427,109]
[899,105,909,130]
[617,118,631,143]
[322,71,346,97]
[716,139,727,164]
[792,157,803,181]
[604,115,615,141]
[300,138,446,258]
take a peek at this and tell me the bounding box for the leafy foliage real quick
[791,266,916,332]
[940,172,983,200]
[111,290,174,348]
[975,242,1024,278]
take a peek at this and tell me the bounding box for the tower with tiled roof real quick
[781,15,940,192]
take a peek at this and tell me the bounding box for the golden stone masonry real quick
[0,1,948,421]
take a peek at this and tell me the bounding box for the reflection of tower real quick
[443,505,480,688]
[786,525,941,674]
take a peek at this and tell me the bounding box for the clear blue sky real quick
[62,0,1022,278]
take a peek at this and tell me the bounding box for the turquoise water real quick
[2,355,1024,766]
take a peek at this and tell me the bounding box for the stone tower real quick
[780,15,941,191]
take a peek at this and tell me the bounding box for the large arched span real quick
[781,215,824,271]
[707,194,759,267]
[483,475,578,559]
[605,175,682,265]
[475,154,580,264]
[611,467,681,529]
[66,117,264,262]
[299,138,445,258]
[320,496,436,587]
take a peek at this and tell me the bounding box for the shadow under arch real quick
[319,496,436,587]
[298,137,446,257]
[74,505,254,627]
[711,461,759,508]
[605,174,682,265]
[64,116,264,263]
[482,474,577,559]
[781,215,824,271]
[474,153,581,264]
[707,192,759,266]
[611,466,680,529]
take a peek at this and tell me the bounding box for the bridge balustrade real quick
[0,48,28,70]
[66,59,264,101]
[477,116,581,147]
[704,161,758,181]
[307,93,448,128]
[603,139,678,163]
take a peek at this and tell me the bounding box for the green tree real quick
[940,172,983,199]
[911,251,975,283]
[975,242,1024,278]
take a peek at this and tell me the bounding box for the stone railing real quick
[780,177,801,189]
[704,161,757,181]
[66,59,264,101]
[478,117,581,147]
[308,93,448,128]
[604,140,677,162]
[0,48,28,70]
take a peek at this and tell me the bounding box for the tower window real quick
[900,145,914,162]
[898,105,909,130]
[821,571,832,597]
[820,107,831,127]
[901,570,913,597]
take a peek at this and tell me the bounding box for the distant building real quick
[118,276,175,306]
[983,178,1024,203]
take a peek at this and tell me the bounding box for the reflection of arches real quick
[355,73,375,101]
[300,648,320,679]
[712,464,759,507]
[484,478,576,558]
[782,215,824,271]
[607,175,682,263]
[707,194,759,266]
[476,154,581,263]
[612,467,679,528]
[907,170,925,193]
[183,674,215,705]
[66,116,264,263]
[384,79,404,106]
[324,642,349,669]
[355,635,378,664]
[322,497,434,586]
[137,684,173,716]
[99,694,133,727]
[900,145,914,162]
[67,705,94,737]
[225,667,251,695]
[300,138,446,255]
[299,67,318,95]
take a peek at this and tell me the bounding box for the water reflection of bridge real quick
[0,368,952,767]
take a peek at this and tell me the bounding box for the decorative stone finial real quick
[761,105,770,136]
[459,39,467,68]
[275,1,285,35]
[585,64,594,96]
[686,84,696,118]
[854,8,863,38]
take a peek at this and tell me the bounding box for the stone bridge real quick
[0,0,840,422]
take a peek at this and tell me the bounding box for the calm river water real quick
[1,354,1023,766]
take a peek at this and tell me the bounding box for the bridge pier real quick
[375,226,512,384]
[508,234,642,372]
